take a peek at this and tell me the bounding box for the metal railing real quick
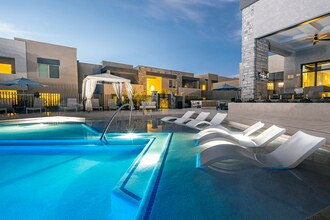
[100,103,133,143]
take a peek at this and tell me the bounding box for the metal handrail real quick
[100,103,133,143]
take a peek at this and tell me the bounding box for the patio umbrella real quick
[0,77,47,108]
[0,77,47,90]
[213,83,241,91]
[213,83,241,100]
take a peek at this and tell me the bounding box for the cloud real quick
[146,0,239,23]
[0,21,59,39]
[233,28,242,40]
[0,22,20,37]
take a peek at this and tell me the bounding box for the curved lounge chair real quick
[175,112,210,126]
[197,131,326,169]
[161,111,195,124]
[195,121,265,140]
[185,113,227,130]
[198,125,286,148]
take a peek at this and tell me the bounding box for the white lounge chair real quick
[195,121,265,140]
[198,125,286,148]
[176,112,210,126]
[161,111,195,123]
[197,131,326,169]
[185,113,227,130]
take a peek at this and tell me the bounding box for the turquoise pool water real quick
[0,150,141,219]
[0,122,155,219]
[1,119,330,220]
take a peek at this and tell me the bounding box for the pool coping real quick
[110,132,173,220]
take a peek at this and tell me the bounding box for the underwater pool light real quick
[118,133,139,139]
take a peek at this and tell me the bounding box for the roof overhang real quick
[262,13,330,56]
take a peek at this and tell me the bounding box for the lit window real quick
[287,75,294,79]
[37,58,60,79]
[0,57,15,74]
[317,70,330,86]
[278,82,284,87]
[201,84,206,91]
[302,61,330,88]
[267,82,274,90]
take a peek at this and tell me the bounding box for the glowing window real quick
[201,84,206,91]
[267,82,274,90]
[278,82,284,87]
[317,70,330,86]
[0,64,12,74]
[0,57,15,74]
[302,72,315,88]
[147,76,162,95]
[287,75,294,79]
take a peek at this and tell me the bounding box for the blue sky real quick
[0,0,241,77]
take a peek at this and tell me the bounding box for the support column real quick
[240,5,269,100]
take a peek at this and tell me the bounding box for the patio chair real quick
[195,121,265,140]
[185,113,227,130]
[61,98,79,112]
[92,98,103,111]
[175,112,210,126]
[0,99,14,114]
[108,99,117,110]
[26,98,46,114]
[161,111,195,123]
[197,131,326,169]
[198,125,286,148]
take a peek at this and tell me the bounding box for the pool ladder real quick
[100,103,133,143]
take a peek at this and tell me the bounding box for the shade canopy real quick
[0,77,47,90]
[213,83,241,91]
[82,73,133,111]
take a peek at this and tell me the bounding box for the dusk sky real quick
[0,0,241,77]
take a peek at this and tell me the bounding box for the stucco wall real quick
[77,62,102,93]
[283,44,330,93]
[268,55,284,73]
[254,0,330,38]
[0,38,27,83]
[15,38,78,97]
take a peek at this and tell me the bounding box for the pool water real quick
[0,122,154,219]
[0,149,141,219]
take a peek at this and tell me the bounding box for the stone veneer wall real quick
[255,39,269,99]
[241,4,269,100]
[241,5,256,100]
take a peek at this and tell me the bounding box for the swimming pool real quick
[0,117,172,219]
[1,116,330,219]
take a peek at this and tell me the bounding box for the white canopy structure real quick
[82,73,133,111]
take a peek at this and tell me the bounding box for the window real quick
[201,84,206,91]
[0,57,15,74]
[37,57,60,79]
[267,82,274,90]
[302,61,330,88]
[287,75,294,79]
